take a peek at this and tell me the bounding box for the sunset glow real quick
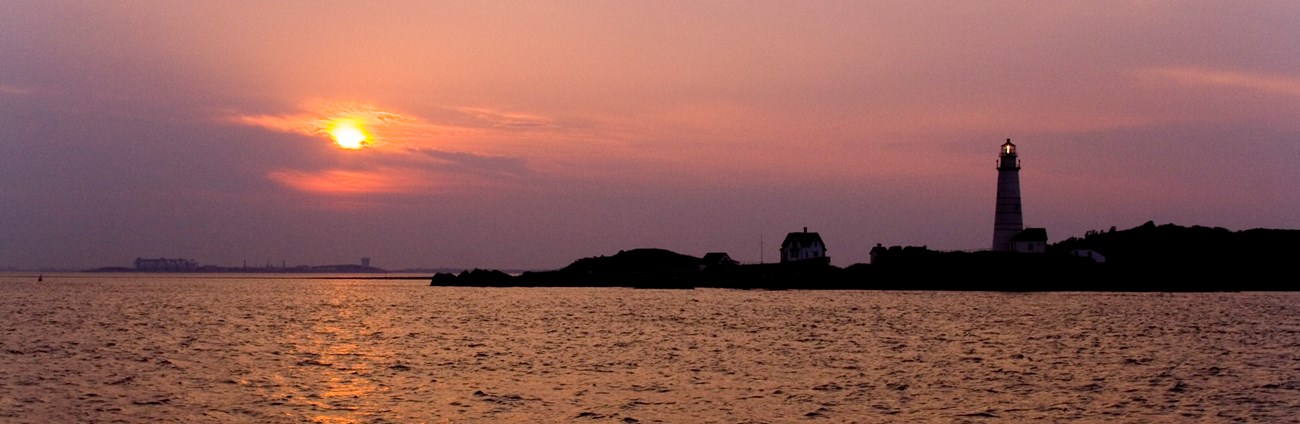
[4,1,1299,271]
[327,119,369,150]
[268,169,428,195]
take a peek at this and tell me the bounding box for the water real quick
[2,273,1299,423]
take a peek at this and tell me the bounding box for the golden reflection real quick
[325,343,360,356]
[321,376,376,399]
[286,284,396,423]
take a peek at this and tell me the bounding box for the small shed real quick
[1009,228,1048,254]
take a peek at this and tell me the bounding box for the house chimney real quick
[803,227,808,233]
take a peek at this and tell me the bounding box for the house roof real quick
[701,252,738,266]
[1010,227,1048,242]
[781,229,825,248]
[702,252,731,261]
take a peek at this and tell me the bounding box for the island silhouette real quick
[87,141,1298,291]
[429,221,1300,292]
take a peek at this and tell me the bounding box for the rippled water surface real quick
[2,273,1299,423]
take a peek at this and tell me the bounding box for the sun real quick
[327,119,369,150]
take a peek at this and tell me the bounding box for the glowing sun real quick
[327,119,369,149]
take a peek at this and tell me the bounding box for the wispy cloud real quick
[1139,67,1300,97]
[231,101,553,196]
[267,168,435,195]
[225,101,589,196]
[226,101,432,148]
[406,147,533,178]
[266,156,529,196]
[0,83,34,96]
[454,107,553,129]
[224,101,565,150]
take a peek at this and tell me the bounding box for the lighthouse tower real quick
[991,139,1023,251]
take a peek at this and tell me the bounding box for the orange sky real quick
[3,1,1298,270]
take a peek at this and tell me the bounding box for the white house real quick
[780,227,828,264]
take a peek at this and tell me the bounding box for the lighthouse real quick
[991,139,1023,251]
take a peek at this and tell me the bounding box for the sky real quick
[3,1,1299,271]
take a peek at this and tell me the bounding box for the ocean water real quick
[1,274,1298,423]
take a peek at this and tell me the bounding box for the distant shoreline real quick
[80,266,534,276]
[22,272,434,280]
[40,222,1300,292]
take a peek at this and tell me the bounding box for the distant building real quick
[134,257,198,272]
[868,244,934,266]
[1070,249,1107,263]
[700,252,739,269]
[780,227,828,264]
[869,243,887,264]
[361,257,371,267]
[1009,228,1048,254]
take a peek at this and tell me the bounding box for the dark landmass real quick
[87,264,389,273]
[429,222,1300,292]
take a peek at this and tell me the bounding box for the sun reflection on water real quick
[280,283,400,423]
